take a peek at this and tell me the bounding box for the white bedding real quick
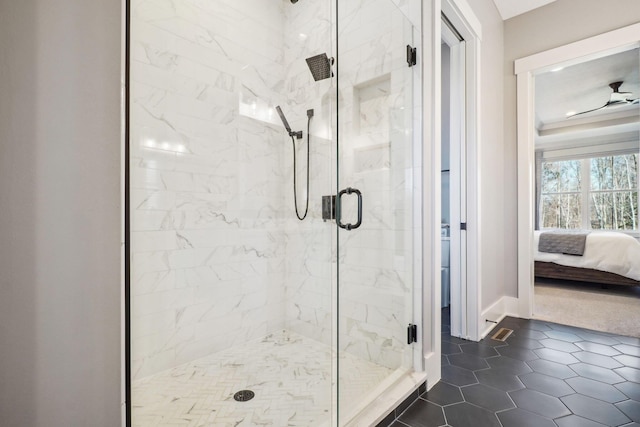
[534,231,640,281]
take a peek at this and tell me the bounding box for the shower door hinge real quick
[460,222,467,230]
[407,323,418,344]
[406,45,417,67]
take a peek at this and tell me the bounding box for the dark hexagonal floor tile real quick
[443,335,468,345]
[526,358,576,379]
[448,352,490,371]
[615,381,640,401]
[544,330,582,343]
[570,363,626,384]
[615,366,640,382]
[499,319,524,330]
[442,340,462,355]
[475,368,524,392]
[514,328,548,340]
[441,364,477,386]
[614,354,640,368]
[497,345,539,361]
[487,355,532,375]
[616,399,640,423]
[576,341,622,356]
[461,383,514,412]
[479,337,509,348]
[539,338,581,353]
[444,402,501,427]
[561,394,631,426]
[518,372,574,397]
[575,331,621,346]
[505,336,543,350]
[615,344,640,357]
[574,351,623,369]
[509,388,571,419]
[442,354,450,366]
[497,407,556,427]
[617,336,640,347]
[566,376,628,403]
[421,381,463,406]
[398,398,446,427]
[520,320,552,332]
[534,347,580,365]
[554,414,608,427]
[460,343,499,358]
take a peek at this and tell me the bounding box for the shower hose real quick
[291,114,311,220]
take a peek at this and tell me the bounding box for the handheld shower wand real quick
[275,105,313,220]
[275,106,302,139]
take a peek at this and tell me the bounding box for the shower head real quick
[305,53,333,81]
[291,0,299,3]
[275,106,302,139]
[275,106,292,133]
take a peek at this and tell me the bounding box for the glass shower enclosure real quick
[127,0,421,425]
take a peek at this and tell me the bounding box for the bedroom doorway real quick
[515,24,640,336]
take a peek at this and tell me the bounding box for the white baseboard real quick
[479,296,519,339]
[423,352,441,390]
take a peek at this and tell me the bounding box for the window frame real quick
[539,152,639,235]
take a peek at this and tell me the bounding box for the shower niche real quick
[128,0,422,425]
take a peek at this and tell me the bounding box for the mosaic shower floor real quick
[132,330,394,427]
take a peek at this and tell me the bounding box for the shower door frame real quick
[334,1,427,424]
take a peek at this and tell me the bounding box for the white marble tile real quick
[132,330,394,426]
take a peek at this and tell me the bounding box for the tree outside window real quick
[540,153,638,231]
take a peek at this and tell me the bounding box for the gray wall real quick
[503,0,640,298]
[0,1,122,426]
[465,0,509,310]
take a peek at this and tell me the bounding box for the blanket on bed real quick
[534,231,640,281]
[538,230,590,256]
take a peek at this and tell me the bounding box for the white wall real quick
[503,0,640,299]
[0,1,122,426]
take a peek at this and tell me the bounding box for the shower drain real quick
[233,390,255,402]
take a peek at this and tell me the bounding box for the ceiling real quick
[492,0,557,20]
[534,48,640,150]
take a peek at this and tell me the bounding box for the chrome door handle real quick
[336,187,362,230]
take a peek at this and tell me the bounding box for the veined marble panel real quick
[130,0,289,379]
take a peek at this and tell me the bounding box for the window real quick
[540,153,638,231]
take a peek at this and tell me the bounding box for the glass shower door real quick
[336,0,417,422]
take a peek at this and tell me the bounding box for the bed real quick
[534,230,640,286]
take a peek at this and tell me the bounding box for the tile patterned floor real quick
[387,309,640,427]
[132,330,393,427]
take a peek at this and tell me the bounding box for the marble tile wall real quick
[130,0,291,379]
[281,0,335,347]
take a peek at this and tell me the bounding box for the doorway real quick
[441,14,468,341]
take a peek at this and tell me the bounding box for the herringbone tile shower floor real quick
[132,330,393,427]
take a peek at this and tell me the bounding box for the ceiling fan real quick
[567,81,639,118]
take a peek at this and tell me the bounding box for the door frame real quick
[514,23,640,319]
[441,17,467,341]
[423,0,482,386]
[441,0,482,343]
